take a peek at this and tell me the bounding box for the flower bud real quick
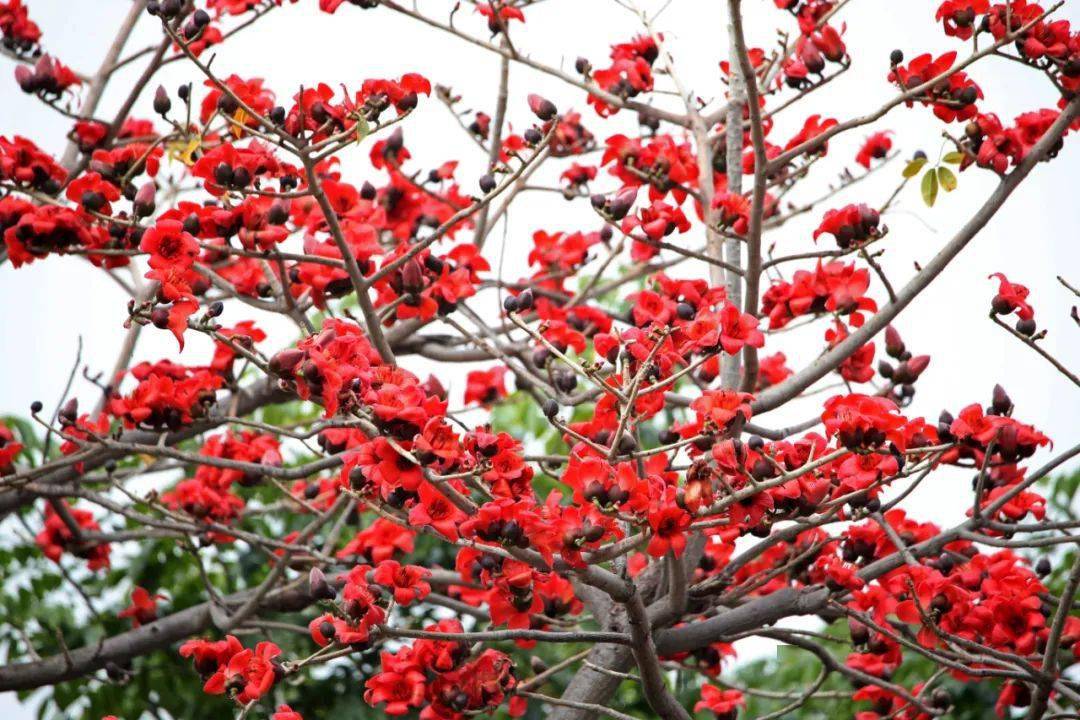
[991,384,1012,415]
[309,567,337,600]
[269,348,304,376]
[527,93,557,121]
[607,188,637,220]
[153,85,171,116]
[884,325,905,359]
[133,182,156,218]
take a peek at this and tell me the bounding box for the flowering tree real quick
[0,1,1078,719]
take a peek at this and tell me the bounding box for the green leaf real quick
[902,156,928,178]
[937,166,958,192]
[921,168,939,207]
[942,151,965,164]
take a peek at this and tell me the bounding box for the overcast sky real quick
[1,0,1078,717]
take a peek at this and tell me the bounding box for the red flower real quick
[0,420,25,474]
[118,586,164,627]
[647,492,692,557]
[140,219,199,270]
[66,172,121,215]
[813,204,881,248]
[364,653,427,715]
[409,482,467,540]
[464,366,509,406]
[695,685,745,719]
[35,501,111,570]
[988,272,1034,320]
[337,518,415,563]
[935,0,990,40]
[372,560,431,605]
[0,135,65,191]
[821,394,906,449]
[691,389,754,430]
[716,302,765,355]
[889,52,981,122]
[784,114,839,155]
[202,639,281,704]
[855,131,893,168]
[271,706,303,720]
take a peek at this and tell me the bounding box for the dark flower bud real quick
[502,295,519,313]
[207,301,224,318]
[385,127,404,153]
[542,398,558,419]
[150,306,170,329]
[269,106,286,124]
[309,567,337,600]
[931,689,951,710]
[590,193,606,210]
[269,348,304,376]
[133,182,156,217]
[850,620,870,645]
[213,163,234,187]
[217,93,239,115]
[889,49,904,65]
[182,213,201,235]
[1016,318,1036,336]
[319,621,336,641]
[676,302,695,320]
[160,0,182,18]
[991,384,1012,415]
[153,85,171,116]
[607,188,637,220]
[884,325,905,358]
[523,127,542,145]
[231,166,251,188]
[401,258,425,294]
[517,289,534,311]
[268,201,290,225]
[527,93,557,121]
[397,92,418,112]
[555,371,578,393]
[81,190,106,212]
[359,181,377,200]
[59,397,78,424]
[479,174,496,194]
[574,57,591,74]
[30,400,43,414]
[106,661,126,682]
[958,86,978,105]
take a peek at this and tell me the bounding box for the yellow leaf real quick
[230,108,249,139]
[902,157,927,179]
[355,115,370,145]
[167,135,202,167]
[942,151,965,165]
[921,168,938,207]
[937,166,958,192]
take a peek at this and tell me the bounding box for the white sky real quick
[1,0,1078,716]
